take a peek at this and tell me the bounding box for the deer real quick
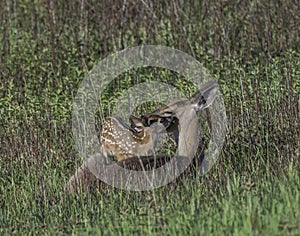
[64,80,218,194]
[100,115,170,161]
[100,79,218,162]
[64,114,170,194]
[142,80,218,161]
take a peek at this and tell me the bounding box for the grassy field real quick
[0,1,299,235]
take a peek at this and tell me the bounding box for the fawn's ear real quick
[189,80,218,111]
[129,115,144,126]
[129,115,144,133]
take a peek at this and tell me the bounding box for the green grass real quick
[0,1,299,235]
[1,51,299,234]
[1,162,299,235]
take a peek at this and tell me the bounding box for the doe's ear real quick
[189,80,218,111]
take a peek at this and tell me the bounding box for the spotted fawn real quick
[100,115,169,161]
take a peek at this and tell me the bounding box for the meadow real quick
[0,1,299,235]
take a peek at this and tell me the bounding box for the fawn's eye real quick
[130,123,143,133]
[134,125,143,133]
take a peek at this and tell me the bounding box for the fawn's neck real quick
[132,129,151,145]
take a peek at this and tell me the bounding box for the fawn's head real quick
[129,115,170,139]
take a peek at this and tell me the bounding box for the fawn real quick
[100,115,170,161]
[64,80,218,194]
[64,115,170,194]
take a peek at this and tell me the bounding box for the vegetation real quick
[0,0,299,235]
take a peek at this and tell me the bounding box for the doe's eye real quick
[149,119,158,125]
[163,111,173,117]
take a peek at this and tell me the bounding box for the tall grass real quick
[0,0,299,235]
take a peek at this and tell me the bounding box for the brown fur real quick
[64,81,218,195]
[100,115,167,161]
